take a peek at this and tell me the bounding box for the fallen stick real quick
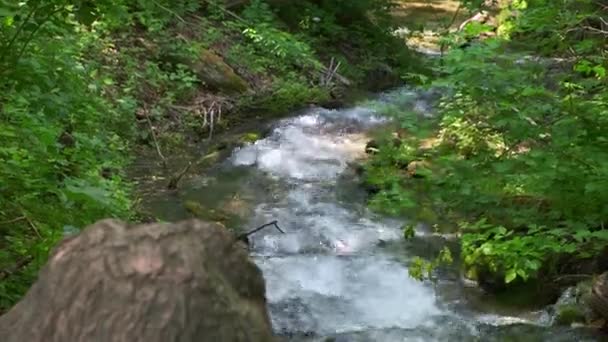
[236,220,284,244]
[167,162,193,190]
[0,256,33,281]
[144,112,168,169]
[0,216,26,225]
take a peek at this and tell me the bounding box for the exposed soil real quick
[392,0,474,53]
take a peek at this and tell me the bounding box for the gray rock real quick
[0,219,275,342]
[552,281,596,326]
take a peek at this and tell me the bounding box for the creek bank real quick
[356,85,608,335]
[124,0,431,228]
[130,78,389,225]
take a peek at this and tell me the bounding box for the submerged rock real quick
[0,219,275,342]
[239,132,261,144]
[220,195,254,221]
[552,280,597,327]
[554,304,587,326]
[184,199,231,223]
[365,140,379,154]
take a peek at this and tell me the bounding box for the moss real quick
[239,132,260,144]
[183,200,230,224]
[416,205,439,223]
[554,304,587,326]
[199,151,221,167]
[192,49,249,94]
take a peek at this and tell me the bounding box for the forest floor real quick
[391,0,470,53]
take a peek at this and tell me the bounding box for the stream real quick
[135,88,603,341]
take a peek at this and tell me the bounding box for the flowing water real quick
[137,88,604,341]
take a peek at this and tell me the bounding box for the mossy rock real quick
[406,160,432,178]
[363,62,401,91]
[239,132,260,144]
[554,304,587,326]
[416,205,439,223]
[219,196,254,222]
[199,151,221,167]
[183,200,230,223]
[192,49,248,94]
[464,264,559,308]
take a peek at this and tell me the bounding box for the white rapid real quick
[226,91,600,341]
[232,104,447,336]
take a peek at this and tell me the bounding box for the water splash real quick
[229,91,600,341]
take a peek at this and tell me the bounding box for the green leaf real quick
[592,230,608,241]
[505,269,518,284]
[65,183,111,207]
[402,222,416,240]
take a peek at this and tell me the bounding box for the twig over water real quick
[236,220,284,244]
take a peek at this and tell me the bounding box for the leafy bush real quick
[0,1,139,311]
[0,0,421,311]
[366,0,608,285]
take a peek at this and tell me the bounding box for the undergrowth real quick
[366,0,608,288]
[0,0,419,311]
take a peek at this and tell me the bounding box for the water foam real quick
[232,104,444,336]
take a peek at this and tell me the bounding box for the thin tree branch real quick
[581,25,608,35]
[448,2,463,30]
[0,256,34,281]
[0,3,40,63]
[201,0,247,23]
[440,2,462,58]
[236,220,285,244]
[167,162,192,190]
[0,216,26,225]
[23,213,41,239]
[15,6,65,64]
[144,111,168,169]
[151,0,186,23]
[553,274,593,284]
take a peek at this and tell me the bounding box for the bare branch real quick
[23,214,41,239]
[0,256,34,281]
[236,220,285,244]
[143,110,168,169]
[151,0,186,23]
[0,216,26,226]
[167,162,193,190]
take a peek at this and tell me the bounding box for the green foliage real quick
[266,0,425,84]
[409,246,453,282]
[506,0,606,55]
[242,26,320,69]
[403,223,416,240]
[0,0,420,312]
[366,0,608,286]
[0,0,138,311]
[239,75,329,115]
[0,0,214,312]
[554,304,587,326]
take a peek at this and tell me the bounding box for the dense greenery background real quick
[0,0,418,311]
[1,0,607,315]
[366,0,608,290]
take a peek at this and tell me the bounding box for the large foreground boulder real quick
[0,219,275,342]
